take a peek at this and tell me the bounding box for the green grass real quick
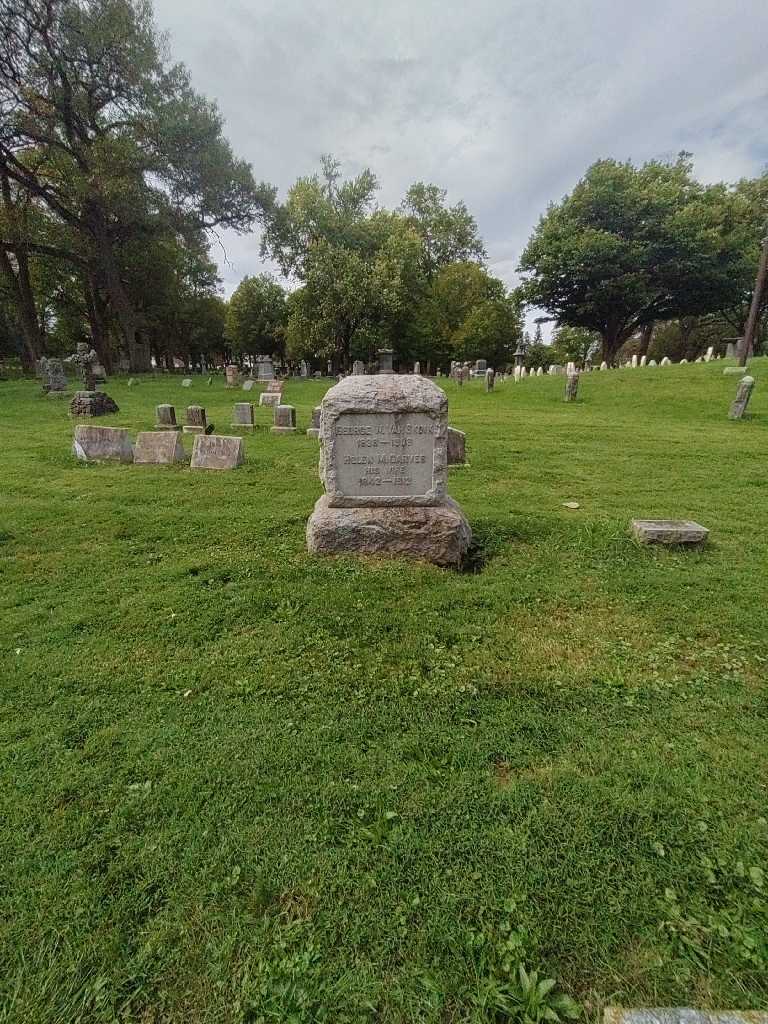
[1,362,767,1023]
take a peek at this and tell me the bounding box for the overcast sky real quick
[154,0,768,333]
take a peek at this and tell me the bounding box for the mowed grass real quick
[1,362,767,1023]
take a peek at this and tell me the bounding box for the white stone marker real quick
[73,425,133,463]
[133,431,186,465]
[705,346,715,362]
[190,434,244,470]
[242,379,256,392]
[485,367,495,392]
[631,519,709,545]
[307,375,471,566]
[660,356,671,366]
[181,378,192,387]
[631,354,638,368]
[600,361,608,370]
[640,354,647,367]
[728,375,755,419]
[564,371,579,402]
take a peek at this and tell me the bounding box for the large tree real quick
[0,0,272,369]
[518,155,748,365]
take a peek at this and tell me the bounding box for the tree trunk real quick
[84,272,112,371]
[639,321,654,356]
[738,233,768,366]
[0,247,44,365]
[89,212,149,372]
[600,325,624,366]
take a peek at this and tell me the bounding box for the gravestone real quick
[181,378,193,388]
[485,368,495,392]
[271,404,297,434]
[92,362,107,385]
[231,402,255,431]
[660,356,671,366]
[307,375,471,566]
[352,359,365,375]
[307,406,321,439]
[72,425,133,463]
[242,379,256,392]
[537,366,544,376]
[648,359,657,367]
[183,405,213,434]
[413,361,421,375]
[705,346,715,362]
[728,375,755,419]
[725,342,736,359]
[190,434,244,470]
[127,377,137,387]
[300,359,310,377]
[600,361,608,371]
[259,381,283,407]
[133,431,186,465]
[378,348,394,374]
[640,354,647,367]
[566,361,576,375]
[631,354,638,368]
[447,426,466,466]
[225,364,240,388]
[631,520,709,545]
[520,367,527,379]
[565,371,579,402]
[723,366,747,375]
[256,356,275,380]
[155,404,181,430]
[474,358,487,375]
[680,358,688,364]
[41,357,68,397]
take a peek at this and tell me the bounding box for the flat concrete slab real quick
[631,519,709,545]
[605,1009,768,1024]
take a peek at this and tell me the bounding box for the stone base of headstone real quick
[46,389,70,399]
[723,366,747,375]
[182,424,214,435]
[259,393,281,407]
[271,425,297,434]
[69,390,119,417]
[631,519,709,545]
[307,494,471,568]
[155,423,182,431]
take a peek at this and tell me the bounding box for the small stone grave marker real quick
[242,379,256,391]
[605,1008,767,1024]
[73,425,133,463]
[271,404,297,434]
[184,405,213,434]
[190,434,244,470]
[631,519,709,545]
[133,431,186,465]
[231,402,255,430]
[447,426,466,466]
[155,404,181,431]
[307,406,321,438]
[728,375,755,419]
[565,371,579,401]
[181,378,193,388]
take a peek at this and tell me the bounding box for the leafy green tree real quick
[519,154,748,364]
[0,0,272,369]
[264,159,423,370]
[549,324,601,367]
[225,274,287,362]
[398,182,486,279]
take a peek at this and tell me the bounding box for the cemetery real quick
[1,0,767,1020]
[2,358,767,1022]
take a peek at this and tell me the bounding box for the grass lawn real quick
[1,362,767,1023]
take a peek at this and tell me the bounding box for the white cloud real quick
[153,0,768,305]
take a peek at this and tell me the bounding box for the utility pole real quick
[738,227,768,367]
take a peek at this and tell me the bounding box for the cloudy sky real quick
[154,0,768,330]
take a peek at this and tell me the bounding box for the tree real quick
[0,0,272,369]
[226,274,286,362]
[518,155,748,365]
[415,261,521,368]
[549,325,600,367]
[398,182,486,279]
[264,158,423,370]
